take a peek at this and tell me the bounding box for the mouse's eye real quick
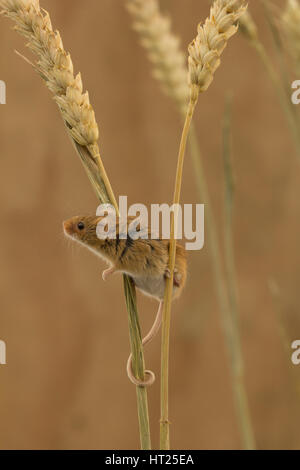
[77,222,85,231]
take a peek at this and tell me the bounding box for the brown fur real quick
[63,215,187,300]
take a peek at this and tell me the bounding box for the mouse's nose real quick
[63,220,73,236]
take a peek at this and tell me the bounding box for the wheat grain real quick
[188,0,247,99]
[127,0,189,112]
[0,0,99,152]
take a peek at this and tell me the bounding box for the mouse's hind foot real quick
[164,267,182,287]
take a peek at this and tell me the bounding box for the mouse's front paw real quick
[102,267,116,281]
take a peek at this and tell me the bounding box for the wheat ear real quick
[1,0,152,450]
[188,0,247,95]
[160,0,247,450]
[281,0,300,74]
[2,0,97,147]
[0,0,118,207]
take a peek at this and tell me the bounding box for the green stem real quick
[222,96,256,450]
[223,95,239,324]
[187,120,256,450]
[123,276,151,449]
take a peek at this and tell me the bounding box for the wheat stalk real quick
[222,95,256,449]
[160,0,247,450]
[1,0,152,450]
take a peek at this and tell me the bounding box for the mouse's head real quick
[63,215,102,248]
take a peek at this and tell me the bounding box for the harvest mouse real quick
[63,215,187,386]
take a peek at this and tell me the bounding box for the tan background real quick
[0,0,300,450]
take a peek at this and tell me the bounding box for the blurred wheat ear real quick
[0,0,152,450]
[281,0,300,76]
[126,0,190,113]
[239,5,300,161]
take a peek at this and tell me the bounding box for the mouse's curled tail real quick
[127,301,163,387]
